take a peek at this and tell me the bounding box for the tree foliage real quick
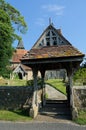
[0,0,28,77]
[0,0,28,40]
[73,67,86,84]
[0,9,14,77]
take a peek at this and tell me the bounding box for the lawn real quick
[45,79,66,95]
[0,79,32,122]
[0,109,32,122]
[74,110,86,125]
[0,78,27,86]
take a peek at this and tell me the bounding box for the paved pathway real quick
[45,84,67,100]
[0,121,86,130]
[34,84,71,123]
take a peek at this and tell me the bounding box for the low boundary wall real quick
[73,86,86,111]
[0,86,33,110]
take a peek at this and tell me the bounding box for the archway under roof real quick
[21,53,84,118]
[21,24,85,119]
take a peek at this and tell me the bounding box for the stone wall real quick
[73,86,86,111]
[0,86,33,110]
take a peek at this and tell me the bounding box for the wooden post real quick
[66,62,73,106]
[40,69,46,107]
[68,73,73,107]
[29,68,38,118]
[67,62,78,120]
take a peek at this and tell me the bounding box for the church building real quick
[10,40,33,80]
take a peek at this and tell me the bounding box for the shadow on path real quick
[35,100,71,123]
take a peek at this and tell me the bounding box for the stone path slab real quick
[45,84,67,100]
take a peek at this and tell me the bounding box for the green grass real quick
[74,110,86,125]
[0,79,27,86]
[45,79,66,95]
[0,109,32,122]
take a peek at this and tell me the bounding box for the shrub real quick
[73,68,86,84]
[26,77,42,87]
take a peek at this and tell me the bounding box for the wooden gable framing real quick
[32,24,71,49]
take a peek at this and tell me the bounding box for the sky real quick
[6,0,86,54]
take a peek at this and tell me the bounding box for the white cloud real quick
[35,18,45,26]
[35,4,65,27]
[42,4,65,15]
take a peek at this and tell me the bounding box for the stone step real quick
[40,106,70,114]
[46,99,67,104]
[46,100,69,108]
[45,104,69,108]
[39,100,71,119]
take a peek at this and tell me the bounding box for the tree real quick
[0,0,27,40]
[0,0,27,77]
[0,9,14,77]
[73,67,86,85]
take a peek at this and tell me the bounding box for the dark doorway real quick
[18,72,23,79]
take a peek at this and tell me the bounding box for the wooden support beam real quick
[66,62,78,119]
[29,67,38,118]
[40,69,46,106]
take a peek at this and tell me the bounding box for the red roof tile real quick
[22,45,84,60]
[12,49,27,63]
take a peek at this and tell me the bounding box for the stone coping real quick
[73,86,86,89]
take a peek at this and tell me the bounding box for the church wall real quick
[26,70,41,80]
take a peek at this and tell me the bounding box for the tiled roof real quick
[11,64,31,71]
[22,45,84,60]
[12,49,27,63]
[21,64,31,71]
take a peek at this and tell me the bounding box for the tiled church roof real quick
[22,45,84,60]
[12,49,27,63]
